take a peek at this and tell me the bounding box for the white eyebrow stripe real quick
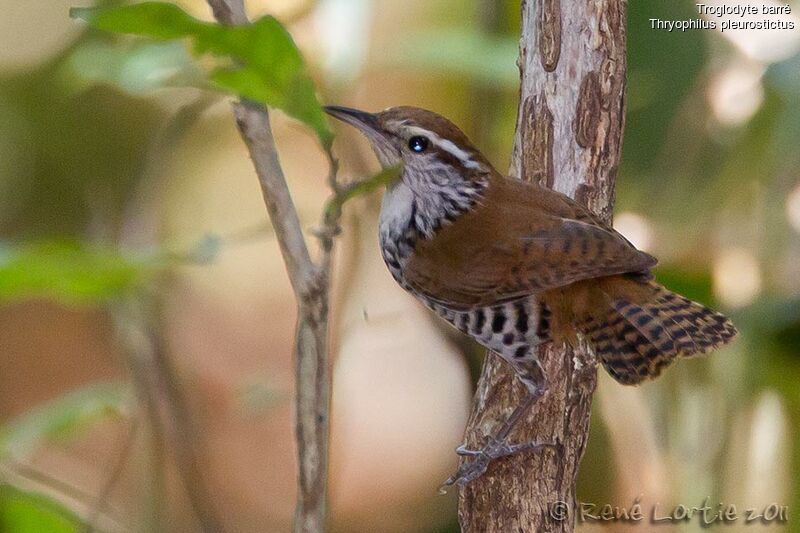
[404,126,482,169]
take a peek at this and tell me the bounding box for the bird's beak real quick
[325,105,378,131]
[325,105,399,169]
[325,105,391,147]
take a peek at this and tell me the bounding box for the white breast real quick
[379,181,415,244]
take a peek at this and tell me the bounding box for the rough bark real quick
[457,0,628,530]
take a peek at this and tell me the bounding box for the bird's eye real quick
[408,136,429,153]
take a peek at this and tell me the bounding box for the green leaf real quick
[71,3,197,39]
[0,485,83,533]
[0,382,131,461]
[70,2,333,146]
[0,240,164,306]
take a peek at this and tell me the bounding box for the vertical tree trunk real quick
[457,0,627,530]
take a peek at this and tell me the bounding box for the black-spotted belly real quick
[427,298,549,360]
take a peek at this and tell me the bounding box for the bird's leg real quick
[440,356,556,491]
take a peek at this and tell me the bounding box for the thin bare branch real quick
[120,321,168,532]
[317,164,401,263]
[117,97,228,533]
[228,87,330,533]
[322,165,400,222]
[205,2,338,531]
[150,324,226,533]
[1,459,127,533]
[112,297,226,533]
[231,101,318,296]
[205,3,399,530]
[206,0,247,25]
[84,419,139,533]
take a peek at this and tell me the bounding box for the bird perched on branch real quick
[326,105,737,487]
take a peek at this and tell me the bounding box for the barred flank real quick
[577,282,738,385]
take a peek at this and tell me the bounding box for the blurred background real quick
[0,0,798,531]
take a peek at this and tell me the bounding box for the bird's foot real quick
[438,437,556,493]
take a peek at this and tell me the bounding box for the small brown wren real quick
[326,105,737,487]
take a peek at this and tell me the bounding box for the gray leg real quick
[440,356,555,491]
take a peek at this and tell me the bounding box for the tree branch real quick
[205,2,387,531]
[206,0,247,25]
[112,297,226,533]
[206,1,331,529]
[458,0,628,530]
[232,102,317,295]
[84,419,139,533]
[1,459,126,533]
[115,96,226,532]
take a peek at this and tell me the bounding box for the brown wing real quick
[404,174,657,309]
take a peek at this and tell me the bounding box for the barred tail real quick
[569,279,738,385]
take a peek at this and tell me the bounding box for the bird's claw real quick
[439,438,558,493]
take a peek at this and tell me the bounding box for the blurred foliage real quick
[0,240,164,305]
[0,485,84,533]
[0,383,127,532]
[65,40,203,94]
[622,0,707,175]
[0,231,239,307]
[0,64,163,238]
[651,267,715,308]
[71,2,332,146]
[390,29,518,87]
[1,382,130,461]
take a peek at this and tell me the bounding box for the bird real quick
[325,104,738,487]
